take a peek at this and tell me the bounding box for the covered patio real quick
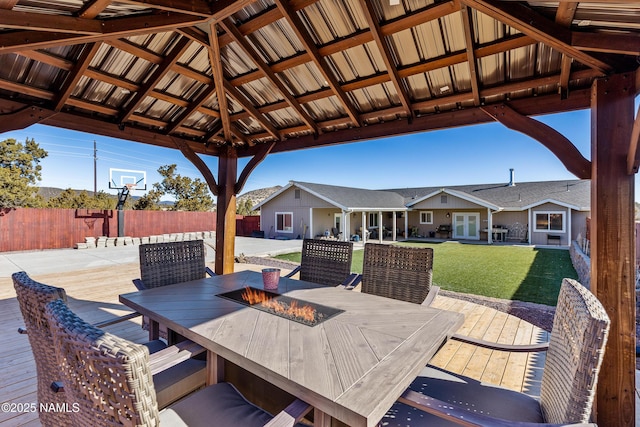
[0,0,638,424]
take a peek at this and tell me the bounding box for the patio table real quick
[119,270,464,427]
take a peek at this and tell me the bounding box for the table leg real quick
[313,408,332,427]
[149,319,160,341]
[206,350,224,385]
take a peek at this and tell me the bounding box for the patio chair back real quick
[539,278,610,423]
[139,240,207,289]
[299,239,353,286]
[361,244,433,304]
[12,271,71,427]
[44,298,161,426]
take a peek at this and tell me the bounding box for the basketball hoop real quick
[125,183,136,191]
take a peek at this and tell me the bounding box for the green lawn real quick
[274,241,577,306]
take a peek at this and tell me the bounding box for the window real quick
[534,211,565,232]
[420,211,433,224]
[275,212,293,233]
[294,189,300,199]
[369,213,378,227]
[440,195,448,204]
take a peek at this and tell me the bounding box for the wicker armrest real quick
[284,266,301,278]
[263,399,312,427]
[19,312,143,334]
[398,389,596,427]
[451,333,550,353]
[205,267,216,277]
[421,285,440,306]
[132,278,146,290]
[149,340,205,376]
[341,273,362,290]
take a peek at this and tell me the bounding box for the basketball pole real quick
[93,140,97,196]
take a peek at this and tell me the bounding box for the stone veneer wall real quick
[569,240,591,290]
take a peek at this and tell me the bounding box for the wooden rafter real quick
[171,136,219,195]
[119,36,192,123]
[121,0,212,16]
[53,43,101,112]
[218,18,319,135]
[166,84,217,134]
[555,2,577,99]
[481,103,590,179]
[235,141,275,194]
[461,5,481,106]
[223,81,281,141]
[272,0,361,127]
[76,0,112,19]
[0,105,56,133]
[461,0,611,73]
[207,22,232,142]
[0,0,18,9]
[359,0,413,119]
[572,32,640,56]
[627,105,640,175]
[0,9,103,33]
[0,12,207,54]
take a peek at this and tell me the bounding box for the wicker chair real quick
[133,239,215,291]
[380,278,609,426]
[44,299,310,427]
[360,243,439,305]
[284,238,357,287]
[12,272,206,415]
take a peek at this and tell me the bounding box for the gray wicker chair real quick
[44,299,310,427]
[360,243,439,305]
[12,271,206,414]
[380,278,610,426]
[133,239,215,291]
[285,238,357,287]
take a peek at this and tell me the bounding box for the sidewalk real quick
[0,236,304,278]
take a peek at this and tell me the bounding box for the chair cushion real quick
[159,382,275,427]
[154,358,206,408]
[380,366,543,426]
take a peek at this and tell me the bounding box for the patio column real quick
[487,208,493,244]
[308,207,313,239]
[215,147,237,275]
[362,212,367,243]
[404,214,408,240]
[591,72,636,425]
[392,211,397,241]
[378,211,383,243]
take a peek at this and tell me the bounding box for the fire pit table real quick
[120,270,463,427]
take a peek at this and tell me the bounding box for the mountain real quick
[237,186,282,210]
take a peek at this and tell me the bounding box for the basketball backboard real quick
[109,168,147,190]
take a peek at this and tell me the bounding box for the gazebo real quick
[0,1,637,424]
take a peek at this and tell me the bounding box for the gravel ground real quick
[242,256,556,332]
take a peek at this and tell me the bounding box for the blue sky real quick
[1,108,639,201]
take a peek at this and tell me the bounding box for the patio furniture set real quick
[13,239,609,426]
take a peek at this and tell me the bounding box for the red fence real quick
[0,208,260,252]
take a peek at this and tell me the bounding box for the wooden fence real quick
[0,208,260,252]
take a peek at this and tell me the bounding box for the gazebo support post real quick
[215,147,238,275]
[591,72,636,426]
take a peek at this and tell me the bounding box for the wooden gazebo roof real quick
[0,1,639,426]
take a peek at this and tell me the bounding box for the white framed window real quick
[534,211,565,232]
[419,211,433,224]
[369,213,378,227]
[275,212,293,233]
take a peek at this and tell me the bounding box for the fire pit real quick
[217,287,344,326]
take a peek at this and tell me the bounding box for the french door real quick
[453,213,480,240]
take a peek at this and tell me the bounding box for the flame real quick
[241,287,316,323]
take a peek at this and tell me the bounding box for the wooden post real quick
[591,72,636,426]
[215,147,238,275]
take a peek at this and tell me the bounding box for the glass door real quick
[453,213,480,240]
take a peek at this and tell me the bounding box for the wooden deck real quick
[0,263,549,426]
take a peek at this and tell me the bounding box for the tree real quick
[0,137,47,208]
[47,189,119,209]
[237,199,256,216]
[152,164,214,211]
[132,189,163,210]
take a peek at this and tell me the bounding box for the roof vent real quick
[508,168,516,187]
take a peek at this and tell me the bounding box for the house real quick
[254,176,590,247]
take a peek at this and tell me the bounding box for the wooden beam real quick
[53,43,101,111]
[223,80,281,141]
[235,141,275,194]
[359,0,413,119]
[0,12,207,54]
[76,0,112,19]
[119,0,212,16]
[0,105,56,133]
[461,5,481,106]
[273,0,361,127]
[166,84,216,134]
[481,104,591,178]
[171,137,218,195]
[219,18,319,134]
[17,50,74,70]
[215,146,238,275]
[572,32,640,56]
[207,22,232,142]
[627,104,640,174]
[0,9,103,34]
[554,2,577,100]
[119,36,192,123]
[590,72,636,427]
[461,0,611,73]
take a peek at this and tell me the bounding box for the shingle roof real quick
[264,179,591,212]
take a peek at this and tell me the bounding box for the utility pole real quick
[93,140,97,195]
